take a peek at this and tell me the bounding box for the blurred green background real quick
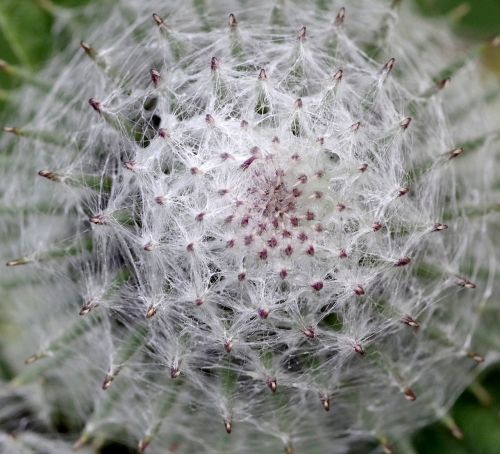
[0,1,499,453]
[0,0,87,107]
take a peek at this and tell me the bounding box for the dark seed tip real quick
[228,13,238,28]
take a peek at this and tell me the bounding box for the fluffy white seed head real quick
[1,1,499,453]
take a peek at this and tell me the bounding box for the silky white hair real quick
[1,1,499,453]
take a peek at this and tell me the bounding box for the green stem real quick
[6,237,93,267]
[153,14,185,62]
[3,126,71,148]
[38,170,113,193]
[79,268,130,316]
[81,41,122,86]
[74,379,129,449]
[270,0,286,28]
[255,73,270,115]
[0,60,50,91]
[435,41,490,83]
[10,314,102,387]
[407,130,499,186]
[442,203,499,221]
[440,413,463,439]
[0,202,60,216]
[469,380,492,407]
[138,380,182,452]
[102,325,149,390]
[193,0,210,32]
[0,9,32,67]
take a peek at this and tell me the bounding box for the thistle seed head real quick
[1,1,499,453]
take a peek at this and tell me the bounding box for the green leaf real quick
[0,1,52,68]
[413,367,500,454]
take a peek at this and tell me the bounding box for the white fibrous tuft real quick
[1,1,499,453]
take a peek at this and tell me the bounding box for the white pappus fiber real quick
[0,0,499,453]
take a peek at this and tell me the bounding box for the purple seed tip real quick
[403,388,417,401]
[335,7,346,26]
[383,58,396,73]
[152,13,164,27]
[298,26,306,41]
[311,281,323,291]
[400,117,412,129]
[150,68,161,87]
[88,98,101,113]
[228,13,238,28]
[303,327,316,339]
[394,257,411,267]
[211,56,220,71]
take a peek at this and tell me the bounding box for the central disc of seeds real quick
[254,170,296,222]
[227,153,326,266]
